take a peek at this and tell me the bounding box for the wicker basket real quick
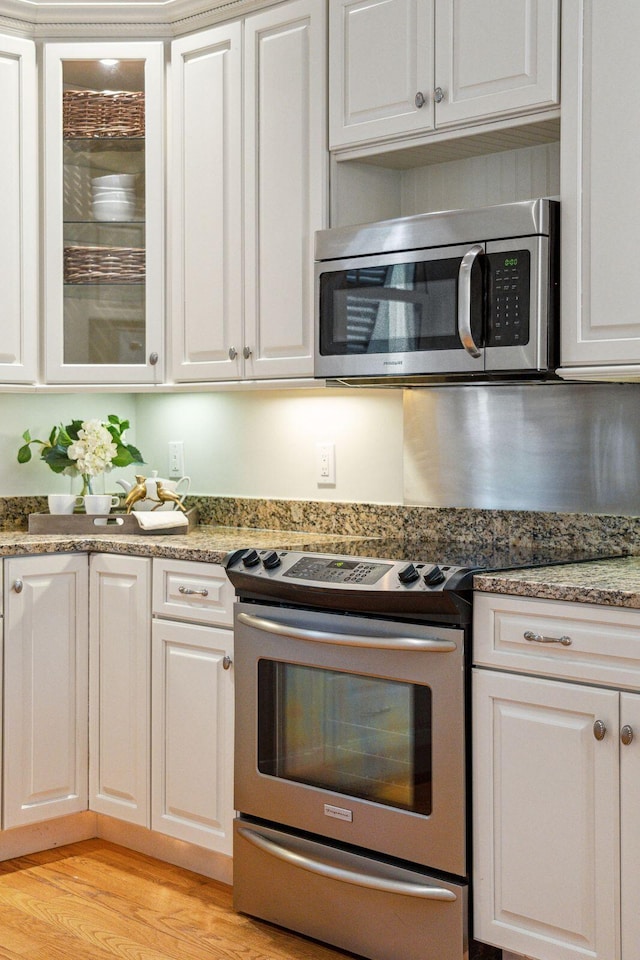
[64,245,146,284]
[63,90,145,139]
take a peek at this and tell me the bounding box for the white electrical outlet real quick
[168,441,185,478]
[316,442,336,486]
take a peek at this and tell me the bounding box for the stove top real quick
[224,541,624,623]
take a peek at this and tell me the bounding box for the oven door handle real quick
[237,825,457,901]
[236,611,458,652]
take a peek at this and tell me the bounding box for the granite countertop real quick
[0,525,373,564]
[474,556,640,609]
[4,524,640,609]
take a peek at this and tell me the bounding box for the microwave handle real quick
[457,244,483,358]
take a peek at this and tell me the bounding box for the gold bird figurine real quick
[153,481,187,513]
[123,475,148,514]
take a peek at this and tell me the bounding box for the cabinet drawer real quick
[474,592,640,688]
[152,559,234,626]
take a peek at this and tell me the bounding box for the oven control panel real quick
[283,556,392,585]
[224,549,475,618]
[224,549,471,593]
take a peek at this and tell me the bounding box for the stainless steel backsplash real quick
[403,383,640,514]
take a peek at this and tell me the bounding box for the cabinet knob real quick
[434,86,445,104]
[414,91,426,109]
[242,346,252,359]
[149,352,159,366]
[621,724,634,746]
[13,578,23,593]
[223,655,232,670]
[593,719,607,741]
[229,346,238,360]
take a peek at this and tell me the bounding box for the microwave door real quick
[315,244,486,380]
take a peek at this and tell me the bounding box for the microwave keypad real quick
[486,250,530,347]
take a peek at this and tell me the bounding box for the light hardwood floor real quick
[0,839,355,960]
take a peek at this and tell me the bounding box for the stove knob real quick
[398,563,420,584]
[423,565,446,586]
[262,550,281,570]
[242,549,261,567]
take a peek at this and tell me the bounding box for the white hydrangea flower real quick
[67,419,118,476]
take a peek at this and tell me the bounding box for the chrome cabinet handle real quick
[524,630,572,647]
[223,655,232,670]
[621,724,634,746]
[593,720,606,741]
[242,346,252,359]
[178,585,209,597]
[434,86,445,103]
[414,91,426,108]
[228,346,238,360]
[236,611,457,652]
[149,352,159,365]
[13,579,23,593]
[457,244,483,358]
[237,825,457,901]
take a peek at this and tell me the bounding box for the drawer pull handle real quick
[523,630,572,646]
[593,720,606,741]
[223,655,232,670]
[178,585,209,597]
[621,725,634,746]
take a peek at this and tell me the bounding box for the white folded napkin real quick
[133,511,189,531]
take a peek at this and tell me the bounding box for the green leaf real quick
[22,429,31,442]
[42,443,74,472]
[17,444,32,464]
[125,443,144,463]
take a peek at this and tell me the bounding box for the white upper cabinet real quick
[170,23,243,382]
[171,0,327,383]
[243,0,327,380]
[0,34,38,383]
[330,0,559,150]
[43,42,165,384]
[559,0,640,378]
[434,0,560,128]
[330,0,436,148]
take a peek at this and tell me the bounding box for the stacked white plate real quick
[91,174,137,221]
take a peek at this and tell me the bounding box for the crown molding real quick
[0,0,274,36]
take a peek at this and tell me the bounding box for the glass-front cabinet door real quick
[43,43,164,383]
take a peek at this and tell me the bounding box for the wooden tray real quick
[28,508,198,536]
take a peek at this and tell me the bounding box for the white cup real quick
[48,494,83,515]
[83,494,120,515]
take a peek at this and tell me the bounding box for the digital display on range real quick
[283,556,392,585]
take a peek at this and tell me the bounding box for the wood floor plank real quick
[0,841,354,960]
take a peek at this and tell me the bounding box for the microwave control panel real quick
[486,250,531,347]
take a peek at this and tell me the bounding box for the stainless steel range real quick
[224,544,612,960]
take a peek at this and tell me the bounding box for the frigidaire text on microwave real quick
[314,198,559,385]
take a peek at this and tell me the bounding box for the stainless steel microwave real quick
[314,198,559,385]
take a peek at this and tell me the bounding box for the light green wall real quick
[0,394,138,495]
[0,388,405,504]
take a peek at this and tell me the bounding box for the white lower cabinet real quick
[473,593,640,960]
[3,554,88,829]
[89,554,151,826]
[151,560,235,854]
[151,619,234,852]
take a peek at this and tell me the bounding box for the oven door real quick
[234,600,467,877]
[314,242,485,380]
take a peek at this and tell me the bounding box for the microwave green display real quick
[504,257,518,267]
